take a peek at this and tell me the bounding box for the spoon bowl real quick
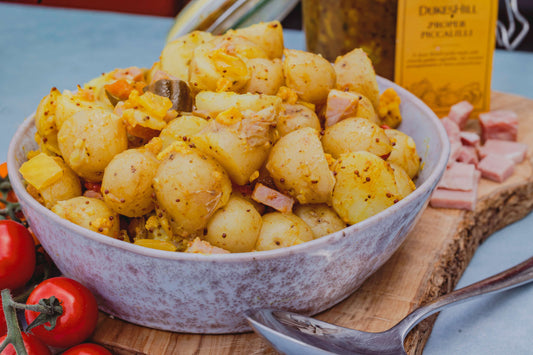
[246,255,533,354]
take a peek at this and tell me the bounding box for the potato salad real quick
[19,21,420,254]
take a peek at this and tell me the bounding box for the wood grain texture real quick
[90,92,533,354]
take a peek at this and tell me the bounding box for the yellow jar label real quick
[395,0,498,117]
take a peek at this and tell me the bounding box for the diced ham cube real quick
[456,146,479,166]
[325,89,360,127]
[437,162,479,191]
[479,110,518,142]
[113,66,144,81]
[477,154,515,182]
[478,139,528,164]
[252,183,295,213]
[448,140,462,168]
[459,131,480,147]
[448,101,474,129]
[430,186,478,211]
[441,117,461,143]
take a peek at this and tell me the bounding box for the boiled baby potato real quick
[242,58,284,95]
[159,115,208,149]
[34,87,61,155]
[229,21,284,59]
[334,48,380,110]
[277,103,321,137]
[195,91,282,118]
[390,163,416,199]
[25,156,82,209]
[52,196,120,238]
[57,109,128,182]
[204,194,262,253]
[160,31,214,82]
[54,90,111,130]
[189,35,268,92]
[101,148,159,217]
[332,151,401,224]
[385,128,420,179]
[294,204,347,238]
[153,142,232,239]
[211,34,269,60]
[194,106,277,185]
[255,212,314,251]
[283,49,336,104]
[37,158,81,209]
[321,117,392,159]
[266,127,335,204]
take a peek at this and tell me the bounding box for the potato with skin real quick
[204,194,262,253]
[322,117,392,159]
[54,90,111,131]
[277,103,321,137]
[189,35,268,93]
[153,142,232,239]
[229,21,284,59]
[385,128,420,179]
[334,48,380,110]
[294,204,347,238]
[255,212,315,251]
[242,58,284,95]
[194,91,282,118]
[101,148,159,217]
[332,151,401,224]
[266,127,335,204]
[57,109,128,182]
[160,31,214,82]
[283,49,336,104]
[159,115,208,149]
[390,163,416,199]
[194,106,277,185]
[51,196,120,238]
[36,157,82,209]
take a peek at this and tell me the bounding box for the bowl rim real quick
[7,76,450,264]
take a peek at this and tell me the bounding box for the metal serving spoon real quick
[245,256,533,355]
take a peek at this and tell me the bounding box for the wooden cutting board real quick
[89,92,533,355]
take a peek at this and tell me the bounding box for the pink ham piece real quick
[441,117,461,142]
[448,101,474,129]
[448,140,462,168]
[478,139,528,164]
[252,183,295,213]
[430,188,477,211]
[456,145,479,166]
[479,110,518,142]
[324,89,360,127]
[437,162,479,191]
[477,154,515,182]
[430,170,479,211]
[459,131,480,147]
[441,117,462,167]
[112,66,144,81]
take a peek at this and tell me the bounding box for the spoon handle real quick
[395,255,533,336]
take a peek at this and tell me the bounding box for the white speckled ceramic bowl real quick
[7,76,449,334]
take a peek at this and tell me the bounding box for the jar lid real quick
[166,0,299,42]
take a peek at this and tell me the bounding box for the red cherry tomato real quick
[0,301,6,336]
[24,277,99,349]
[62,343,112,355]
[0,332,51,355]
[0,220,36,290]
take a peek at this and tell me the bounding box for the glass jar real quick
[302,0,398,80]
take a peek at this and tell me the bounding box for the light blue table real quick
[1,3,532,353]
